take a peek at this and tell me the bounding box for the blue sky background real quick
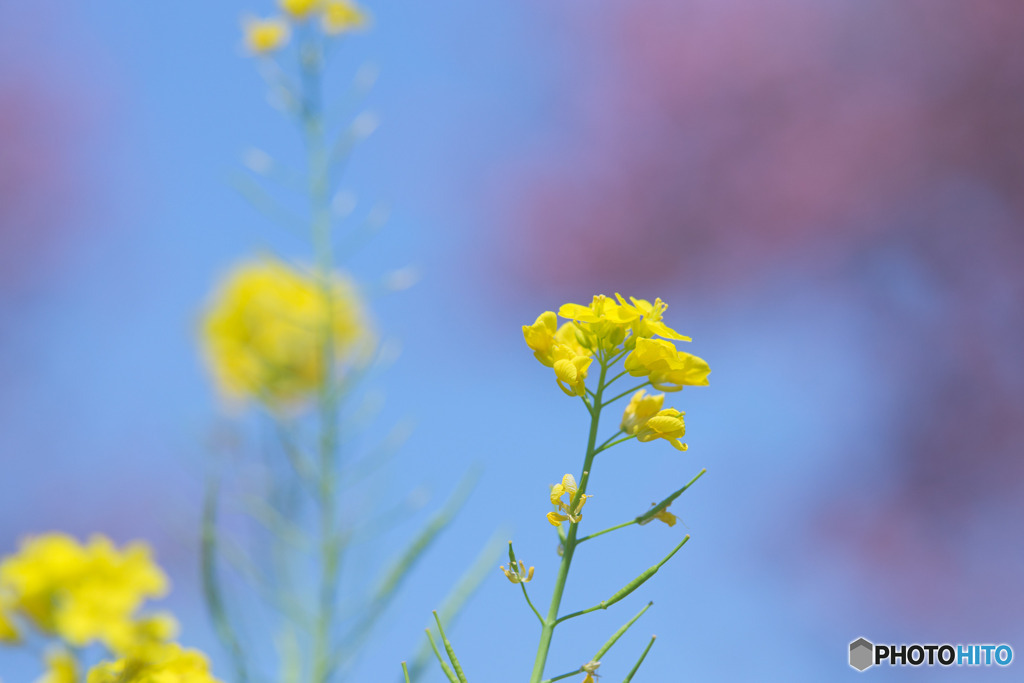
[1,1,1021,681]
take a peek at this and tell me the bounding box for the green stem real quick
[593,434,635,455]
[576,519,637,544]
[521,583,544,625]
[200,478,249,683]
[529,359,610,683]
[301,37,343,683]
[593,601,652,662]
[622,636,657,682]
[601,382,651,409]
[555,535,690,624]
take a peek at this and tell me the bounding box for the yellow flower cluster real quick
[201,257,373,410]
[547,474,591,526]
[524,294,710,399]
[0,534,221,683]
[622,390,688,451]
[0,533,171,652]
[243,0,369,55]
[87,643,221,683]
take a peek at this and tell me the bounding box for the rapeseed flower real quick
[620,389,665,434]
[0,594,18,643]
[623,337,710,392]
[322,1,369,34]
[36,648,78,683]
[634,408,688,451]
[613,294,689,344]
[522,311,589,366]
[547,474,590,526]
[86,642,222,683]
[0,534,169,651]
[279,0,322,20]
[242,17,290,54]
[523,311,593,396]
[201,257,373,410]
[558,295,634,347]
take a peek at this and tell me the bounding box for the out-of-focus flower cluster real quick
[243,0,368,55]
[0,533,220,682]
[201,257,373,411]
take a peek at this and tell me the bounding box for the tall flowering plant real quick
[198,2,493,683]
[416,294,711,683]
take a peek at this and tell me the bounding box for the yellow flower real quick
[0,534,169,650]
[552,345,593,397]
[613,294,690,344]
[620,389,665,434]
[547,474,590,526]
[623,338,710,392]
[322,0,369,34]
[499,560,535,584]
[201,257,373,410]
[86,643,222,683]
[523,311,593,396]
[242,17,290,54]
[0,594,19,643]
[558,295,635,347]
[634,408,688,451]
[36,648,78,683]
[279,0,323,20]
[523,311,589,366]
[105,612,180,657]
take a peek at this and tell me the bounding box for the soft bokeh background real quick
[3,0,1023,680]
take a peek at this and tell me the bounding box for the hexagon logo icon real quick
[850,637,874,671]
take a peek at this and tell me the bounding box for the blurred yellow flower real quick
[322,0,369,34]
[87,643,222,683]
[500,560,535,584]
[634,408,688,451]
[279,0,322,20]
[620,389,665,435]
[0,534,168,650]
[201,257,373,409]
[0,594,18,643]
[623,337,710,392]
[547,473,590,526]
[242,17,290,54]
[36,648,78,683]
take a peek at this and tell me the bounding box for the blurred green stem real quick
[300,36,342,683]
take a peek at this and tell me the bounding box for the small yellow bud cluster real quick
[243,0,369,55]
[547,474,591,527]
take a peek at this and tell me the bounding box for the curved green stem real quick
[521,583,544,625]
